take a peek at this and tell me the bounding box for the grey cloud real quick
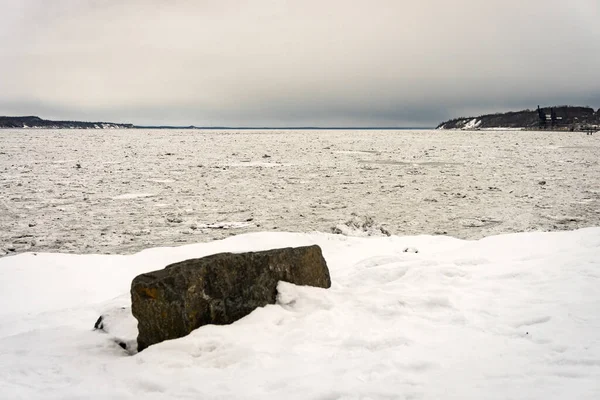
[1,0,599,126]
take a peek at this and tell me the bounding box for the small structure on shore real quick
[537,105,563,129]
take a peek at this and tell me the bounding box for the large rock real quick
[131,245,331,351]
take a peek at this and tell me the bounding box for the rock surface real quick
[131,245,331,351]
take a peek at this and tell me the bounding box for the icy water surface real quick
[1,129,599,256]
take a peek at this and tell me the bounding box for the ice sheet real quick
[1,129,598,256]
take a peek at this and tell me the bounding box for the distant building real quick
[537,106,561,128]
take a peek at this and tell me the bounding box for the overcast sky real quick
[1,0,599,127]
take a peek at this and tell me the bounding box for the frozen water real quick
[0,128,599,256]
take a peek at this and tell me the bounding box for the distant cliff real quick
[437,106,600,131]
[0,116,134,129]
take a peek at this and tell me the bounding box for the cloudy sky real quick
[1,0,599,127]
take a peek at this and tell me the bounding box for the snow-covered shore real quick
[1,229,599,399]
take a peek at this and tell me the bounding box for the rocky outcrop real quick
[131,245,331,351]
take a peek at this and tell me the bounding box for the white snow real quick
[332,215,390,237]
[227,161,292,167]
[196,221,254,229]
[334,150,382,155]
[147,178,175,184]
[1,228,599,399]
[480,127,523,131]
[111,193,156,200]
[461,118,482,130]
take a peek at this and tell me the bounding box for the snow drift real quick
[1,229,599,399]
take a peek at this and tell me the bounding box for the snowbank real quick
[1,229,599,399]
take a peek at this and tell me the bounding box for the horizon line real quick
[135,126,434,130]
[1,114,433,129]
[0,116,434,130]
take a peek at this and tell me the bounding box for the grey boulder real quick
[131,245,331,351]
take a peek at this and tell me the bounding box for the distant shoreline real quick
[0,116,431,130]
[0,126,432,130]
[437,105,600,131]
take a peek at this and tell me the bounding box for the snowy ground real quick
[1,129,599,256]
[1,229,599,399]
